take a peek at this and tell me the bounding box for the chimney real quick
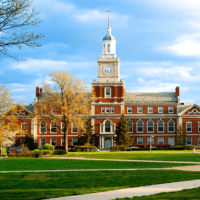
[36,87,40,97]
[175,86,179,97]
[40,88,42,93]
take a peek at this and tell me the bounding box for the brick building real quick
[9,14,200,150]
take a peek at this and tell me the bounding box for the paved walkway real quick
[47,179,200,200]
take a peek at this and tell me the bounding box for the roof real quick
[124,92,178,104]
[25,105,34,112]
[103,34,115,41]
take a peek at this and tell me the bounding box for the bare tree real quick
[35,71,91,153]
[0,0,43,60]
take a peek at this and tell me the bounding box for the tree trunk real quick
[65,128,68,153]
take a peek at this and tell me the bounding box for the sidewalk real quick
[47,179,200,200]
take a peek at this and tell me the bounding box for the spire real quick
[107,9,111,35]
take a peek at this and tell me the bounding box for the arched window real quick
[40,121,46,133]
[147,120,154,132]
[51,121,57,133]
[168,120,174,132]
[137,120,143,132]
[158,120,164,132]
[107,44,110,53]
[105,121,111,132]
[127,121,133,133]
[103,44,106,53]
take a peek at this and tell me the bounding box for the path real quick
[47,179,200,200]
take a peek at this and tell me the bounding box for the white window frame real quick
[111,107,114,113]
[168,107,174,113]
[127,107,132,113]
[137,137,143,145]
[198,122,200,132]
[158,107,163,113]
[157,120,164,133]
[40,121,47,133]
[148,107,153,113]
[186,122,192,133]
[127,120,133,133]
[198,137,200,145]
[101,107,105,113]
[100,120,115,133]
[51,107,57,114]
[137,120,143,133]
[72,123,78,133]
[40,138,46,146]
[186,137,192,145]
[51,138,57,146]
[61,138,64,146]
[61,122,65,133]
[137,107,142,113]
[105,87,111,98]
[105,107,110,113]
[168,137,174,146]
[21,122,27,131]
[147,120,154,133]
[50,121,57,133]
[158,137,164,145]
[168,120,175,133]
[147,137,154,145]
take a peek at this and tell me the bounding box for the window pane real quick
[105,121,110,132]
[186,137,192,145]
[127,121,133,132]
[106,88,110,96]
[158,107,163,113]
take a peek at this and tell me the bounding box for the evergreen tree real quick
[176,125,186,145]
[23,134,38,150]
[115,113,133,146]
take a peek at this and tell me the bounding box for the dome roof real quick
[103,34,115,41]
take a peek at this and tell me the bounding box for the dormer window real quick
[105,88,111,98]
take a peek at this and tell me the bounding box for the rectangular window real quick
[186,137,192,145]
[40,138,46,146]
[101,125,103,133]
[61,138,64,146]
[72,138,78,146]
[158,137,164,145]
[168,107,174,113]
[186,122,192,132]
[138,107,142,113]
[137,137,143,144]
[101,107,104,113]
[148,107,153,113]
[112,125,115,133]
[168,137,174,146]
[199,123,200,132]
[61,122,65,133]
[105,107,110,113]
[21,123,27,131]
[127,107,132,113]
[111,107,114,113]
[105,88,111,98]
[147,137,154,145]
[51,138,56,146]
[51,107,57,114]
[199,138,200,145]
[158,107,163,113]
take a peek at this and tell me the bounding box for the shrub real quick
[110,145,127,151]
[33,150,53,155]
[41,144,55,152]
[73,146,97,152]
[55,146,65,150]
[185,145,195,150]
[1,148,7,154]
[8,152,39,158]
[53,149,66,155]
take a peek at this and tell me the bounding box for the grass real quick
[0,158,196,171]
[57,150,200,162]
[1,170,200,200]
[115,187,200,199]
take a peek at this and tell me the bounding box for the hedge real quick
[53,149,66,155]
[8,152,39,158]
[33,150,53,155]
[110,145,127,151]
[73,146,97,152]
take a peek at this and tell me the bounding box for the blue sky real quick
[1,0,200,104]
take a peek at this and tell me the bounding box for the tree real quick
[0,0,43,60]
[35,71,91,153]
[78,121,94,146]
[1,129,17,148]
[176,125,186,145]
[115,113,133,146]
[23,134,38,150]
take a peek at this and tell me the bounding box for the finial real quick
[107,9,110,28]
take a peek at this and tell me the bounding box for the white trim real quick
[157,120,164,133]
[61,122,64,133]
[101,107,105,113]
[148,107,153,113]
[111,107,114,113]
[40,138,46,146]
[127,107,132,114]
[61,138,64,146]
[50,121,57,133]
[168,107,174,113]
[105,107,110,113]
[72,138,78,146]
[147,137,154,144]
[105,87,111,98]
[158,107,163,113]
[147,120,154,133]
[137,107,142,113]
[136,120,143,133]
[168,120,175,133]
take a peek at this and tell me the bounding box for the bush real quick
[110,145,127,151]
[53,149,66,155]
[41,144,55,152]
[55,146,65,150]
[33,150,53,155]
[171,145,195,150]
[8,152,39,158]
[73,146,97,152]
[1,148,7,154]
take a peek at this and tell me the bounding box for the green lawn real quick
[1,170,200,200]
[115,187,200,200]
[0,158,196,171]
[58,151,200,162]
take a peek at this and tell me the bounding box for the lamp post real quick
[150,135,154,152]
[41,131,44,155]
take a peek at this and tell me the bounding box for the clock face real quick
[104,66,113,74]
